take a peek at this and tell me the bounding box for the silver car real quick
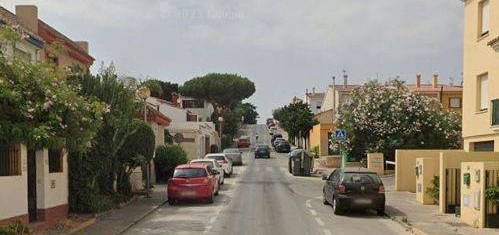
[223,148,243,166]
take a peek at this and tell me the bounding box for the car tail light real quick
[378,185,385,193]
[338,184,346,193]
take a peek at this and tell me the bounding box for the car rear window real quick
[343,173,381,184]
[207,155,225,161]
[173,168,207,178]
[191,161,214,168]
[256,147,268,152]
[224,149,240,153]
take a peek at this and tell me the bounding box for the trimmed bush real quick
[154,145,188,182]
[0,221,30,235]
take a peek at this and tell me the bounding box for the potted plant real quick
[485,186,499,228]
[426,176,440,205]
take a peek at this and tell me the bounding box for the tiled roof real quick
[306,92,325,98]
[407,84,463,92]
[0,6,44,43]
[38,20,94,63]
[329,84,361,91]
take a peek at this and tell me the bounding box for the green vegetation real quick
[426,176,440,204]
[154,145,188,182]
[273,101,318,143]
[486,186,499,205]
[142,79,179,101]
[0,221,30,235]
[330,80,462,161]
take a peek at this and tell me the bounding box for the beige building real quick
[305,89,325,114]
[460,0,499,152]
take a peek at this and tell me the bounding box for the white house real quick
[178,96,215,122]
[147,97,220,160]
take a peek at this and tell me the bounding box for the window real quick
[186,113,197,122]
[0,143,21,176]
[492,99,499,126]
[182,100,204,109]
[14,48,31,62]
[472,141,494,152]
[449,97,462,108]
[478,74,489,111]
[479,0,490,37]
[48,148,63,173]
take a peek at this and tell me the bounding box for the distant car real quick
[273,138,285,147]
[255,146,270,158]
[237,136,251,148]
[271,134,283,145]
[257,144,270,150]
[223,148,243,165]
[190,159,225,185]
[204,153,233,177]
[275,141,291,153]
[266,118,274,125]
[322,168,385,215]
[168,163,220,205]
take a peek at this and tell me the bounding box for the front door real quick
[27,149,37,222]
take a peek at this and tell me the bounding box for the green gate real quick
[485,170,499,228]
[445,168,461,213]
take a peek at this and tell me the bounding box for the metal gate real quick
[445,168,461,213]
[485,170,499,228]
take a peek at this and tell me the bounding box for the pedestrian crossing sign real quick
[333,130,346,140]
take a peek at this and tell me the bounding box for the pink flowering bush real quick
[331,80,462,161]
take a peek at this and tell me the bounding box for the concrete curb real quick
[66,217,97,235]
[385,214,429,235]
[118,199,169,235]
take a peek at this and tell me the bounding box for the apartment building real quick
[460,0,499,152]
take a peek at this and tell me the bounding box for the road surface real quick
[124,124,409,235]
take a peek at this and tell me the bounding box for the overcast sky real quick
[2,0,464,121]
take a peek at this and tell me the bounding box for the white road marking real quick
[309,209,317,216]
[315,217,325,227]
[306,199,312,208]
[324,229,332,235]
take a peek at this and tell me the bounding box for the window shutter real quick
[493,99,499,126]
[480,75,488,110]
[482,0,490,35]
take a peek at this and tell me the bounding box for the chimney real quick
[306,88,309,94]
[416,74,422,88]
[75,41,89,53]
[343,70,348,88]
[432,73,439,88]
[312,87,316,94]
[15,5,38,34]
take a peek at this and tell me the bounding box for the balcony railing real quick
[492,99,499,128]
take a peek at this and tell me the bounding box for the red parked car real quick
[168,163,220,205]
[237,136,251,148]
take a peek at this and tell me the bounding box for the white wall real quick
[36,149,68,209]
[0,144,28,221]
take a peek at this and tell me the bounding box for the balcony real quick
[488,36,499,52]
[492,99,499,130]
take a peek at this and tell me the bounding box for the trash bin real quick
[288,149,313,176]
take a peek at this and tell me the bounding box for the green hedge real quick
[154,145,188,182]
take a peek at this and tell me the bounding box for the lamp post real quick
[137,86,151,198]
[218,116,224,141]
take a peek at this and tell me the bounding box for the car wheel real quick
[215,187,219,196]
[377,206,385,216]
[168,198,175,205]
[221,178,224,185]
[332,198,343,215]
[208,194,214,204]
[323,190,329,205]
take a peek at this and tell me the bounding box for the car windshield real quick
[223,149,240,153]
[206,155,225,161]
[256,147,268,152]
[173,168,207,178]
[343,173,381,184]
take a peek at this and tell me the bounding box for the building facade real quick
[461,0,499,152]
[305,89,325,114]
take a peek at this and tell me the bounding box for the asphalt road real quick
[125,124,409,235]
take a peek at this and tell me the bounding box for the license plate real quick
[354,198,372,204]
[181,191,196,196]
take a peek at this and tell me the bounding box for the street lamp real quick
[137,86,151,198]
[218,116,224,141]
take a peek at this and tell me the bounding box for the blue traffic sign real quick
[333,130,347,140]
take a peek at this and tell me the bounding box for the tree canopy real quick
[331,80,462,161]
[273,101,317,141]
[143,79,179,101]
[235,103,259,125]
[180,73,255,111]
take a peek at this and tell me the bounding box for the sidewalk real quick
[382,175,499,235]
[73,184,168,235]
